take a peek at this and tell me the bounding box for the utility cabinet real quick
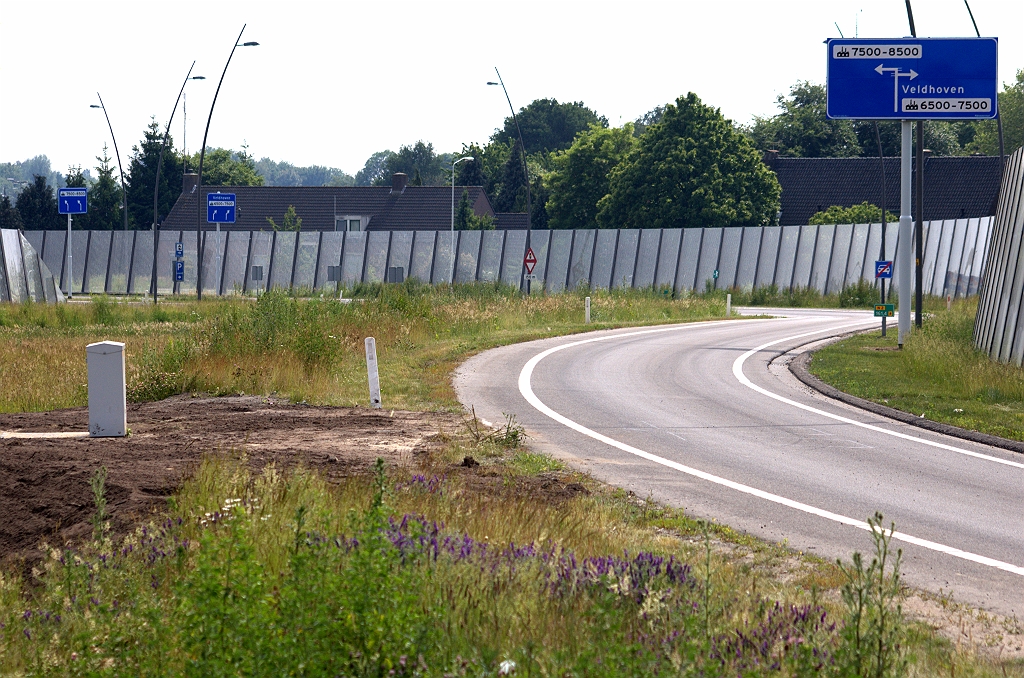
[86,341,127,437]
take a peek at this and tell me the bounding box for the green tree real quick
[750,81,861,157]
[853,120,962,157]
[546,124,638,229]
[15,175,62,230]
[355,150,393,186]
[454,189,494,230]
[191,145,264,186]
[266,205,302,231]
[0,194,23,229]
[492,98,607,155]
[371,141,449,187]
[597,92,780,230]
[85,145,125,231]
[633,105,666,137]
[126,118,184,228]
[967,69,1024,156]
[493,140,527,213]
[64,165,88,188]
[808,202,898,225]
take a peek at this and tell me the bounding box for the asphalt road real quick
[455,308,1024,616]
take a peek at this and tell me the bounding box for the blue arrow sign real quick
[207,192,236,223]
[174,260,185,282]
[827,38,997,120]
[57,188,88,215]
[875,260,893,279]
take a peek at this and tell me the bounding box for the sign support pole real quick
[67,213,72,300]
[898,120,913,346]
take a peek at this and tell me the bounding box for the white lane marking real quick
[517,320,1024,577]
[733,326,1024,470]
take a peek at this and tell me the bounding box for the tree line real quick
[3,69,1019,231]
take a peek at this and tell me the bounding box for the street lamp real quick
[91,95,129,230]
[487,69,533,294]
[196,26,258,300]
[450,155,474,284]
[150,65,205,304]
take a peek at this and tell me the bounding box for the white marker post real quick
[585,296,591,324]
[365,337,382,409]
[898,121,913,346]
[86,341,126,437]
[726,293,731,317]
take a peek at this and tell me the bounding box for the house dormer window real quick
[336,216,363,232]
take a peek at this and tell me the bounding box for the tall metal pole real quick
[450,156,473,284]
[874,122,887,337]
[151,62,202,304]
[93,94,129,230]
[898,121,913,346]
[915,121,924,327]
[197,25,252,300]
[964,1,1005,163]
[489,69,532,294]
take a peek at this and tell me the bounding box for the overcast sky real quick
[2,0,1020,178]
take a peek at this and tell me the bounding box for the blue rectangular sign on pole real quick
[174,260,185,282]
[207,192,236,223]
[57,188,88,215]
[827,38,997,120]
[875,260,893,279]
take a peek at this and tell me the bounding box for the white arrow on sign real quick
[875,63,918,113]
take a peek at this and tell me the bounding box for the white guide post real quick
[898,120,913,346]
[585,296,591,324]
[726,293,732,317]
[86,341,126,437]
[365,337,382,409]
[66,214,72,299]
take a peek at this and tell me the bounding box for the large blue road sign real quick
[207,192,236,223]
[57,188,88,215]
[827,38,997,120]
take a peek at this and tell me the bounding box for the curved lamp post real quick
[487,69,533,294]
[450,155,474,284]
[150,64,205,303]
[196,26,259,300]
[90,96,129,230]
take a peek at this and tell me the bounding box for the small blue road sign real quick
[712,269,719,279]
[175,242,184,259]
[57,188,88,215]
[174,260,185,282]
[875,260,893,279]
[207,192,236,223]
[827,38,998,120]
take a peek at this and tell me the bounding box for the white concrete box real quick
[86,341,127,437]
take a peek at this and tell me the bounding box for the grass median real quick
[809,298,1024,442]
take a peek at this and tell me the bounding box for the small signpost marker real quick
[57,188,87,298]
[365,337,382,409]
[585,296,591,324]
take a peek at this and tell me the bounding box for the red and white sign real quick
[524,248,537,273]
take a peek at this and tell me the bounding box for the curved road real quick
[455,309,1023,616]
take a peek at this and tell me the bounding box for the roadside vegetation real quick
[1,287,1020,674]
[810,297,1024,442]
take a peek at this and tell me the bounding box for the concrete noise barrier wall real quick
[0,229,65,303]
[12,219,992,301]
[973,147,1024,364]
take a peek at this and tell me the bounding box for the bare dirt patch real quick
[0,395,460,567]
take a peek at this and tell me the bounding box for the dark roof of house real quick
[493,213,529,230]
[764,154,1004,226]
[161,177,496,231]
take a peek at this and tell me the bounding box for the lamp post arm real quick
[197,24,246,300]
[151,60,196,302]
[96,93,129,230]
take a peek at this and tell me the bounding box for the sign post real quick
[827,37,997,346]
[206,192,235,295]
[57,188,88,298]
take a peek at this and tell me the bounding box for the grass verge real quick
[809,298,1024,442]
